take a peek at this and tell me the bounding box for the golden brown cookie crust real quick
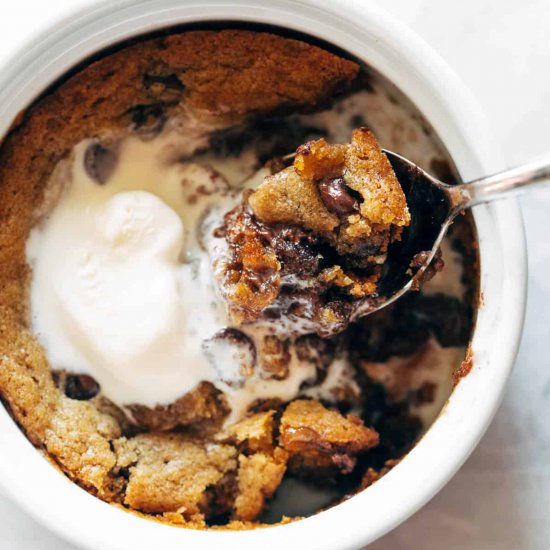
[250,128,410,247]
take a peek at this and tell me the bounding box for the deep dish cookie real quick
[0,27,478,529]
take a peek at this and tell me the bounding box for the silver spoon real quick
[370,151,548,314]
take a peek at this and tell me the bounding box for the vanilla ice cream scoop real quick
[53,191,184,369]
[27,135,233,406]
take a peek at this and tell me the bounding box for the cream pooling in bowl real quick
[26,130,325,413]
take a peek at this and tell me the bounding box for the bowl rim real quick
[0,1,527,549]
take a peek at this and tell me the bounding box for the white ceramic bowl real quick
[0,1,527,549]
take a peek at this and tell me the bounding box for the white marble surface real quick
[1,1,549,548]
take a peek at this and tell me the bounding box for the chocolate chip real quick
[202,328,256,387]
[253,220,321,278]
[84,143,118,185]
[65,374,100,400]
[215,328,257,361]
[129,104,167,139]
[318,177,360,215]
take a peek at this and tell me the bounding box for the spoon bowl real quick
[376,148,550,315]
[375,150,456,304]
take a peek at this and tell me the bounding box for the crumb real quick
[279,400,379,474]
[233,448,287,521]
[453,346,474,386]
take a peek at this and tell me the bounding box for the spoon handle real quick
[456,157,550,208]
